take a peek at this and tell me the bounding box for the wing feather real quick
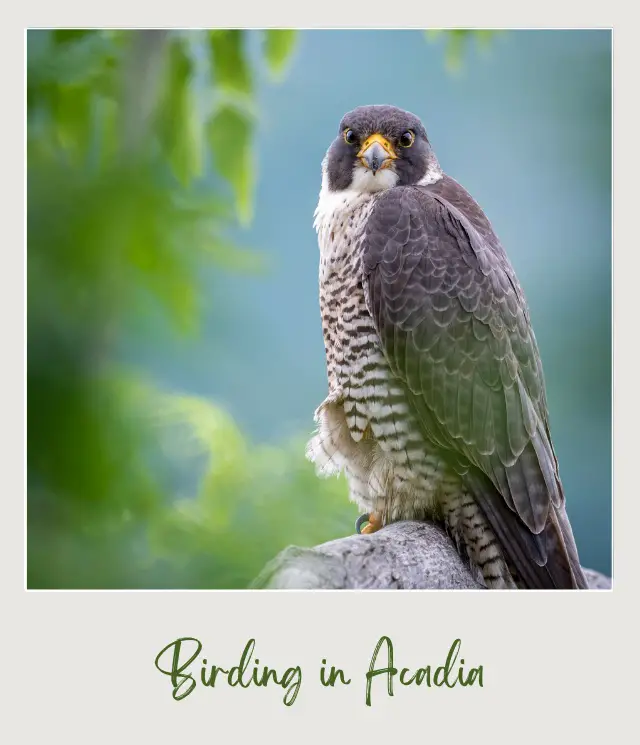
[361,180,587,588]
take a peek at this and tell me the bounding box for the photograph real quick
[27,28,612,590]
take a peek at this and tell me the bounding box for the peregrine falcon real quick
[306,104,587,589]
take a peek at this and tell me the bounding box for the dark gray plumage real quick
[307,104,587,589]
[363,182,586,589]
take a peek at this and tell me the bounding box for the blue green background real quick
[28,30,611,586]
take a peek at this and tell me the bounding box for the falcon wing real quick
[361,183,587,589]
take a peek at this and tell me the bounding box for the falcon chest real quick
[310,185,452,522]
[315,190,386,441]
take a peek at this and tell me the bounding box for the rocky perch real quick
[253,520,611,590]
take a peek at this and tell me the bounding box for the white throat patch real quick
[350,164,399,194]
[313,160,395,235]
[314,157,443,237]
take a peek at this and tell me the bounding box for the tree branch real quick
[253,520,611,590]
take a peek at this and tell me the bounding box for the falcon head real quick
[323,105,441,194]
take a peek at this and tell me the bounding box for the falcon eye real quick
[343,129,357,145]
[399,130,415,148]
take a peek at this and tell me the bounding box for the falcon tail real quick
[467,470,589,589]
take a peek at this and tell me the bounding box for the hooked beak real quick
[357,133,397,174]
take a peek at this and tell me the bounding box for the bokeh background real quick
[27,29,612,588]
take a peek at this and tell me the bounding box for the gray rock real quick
[253,520,611,590]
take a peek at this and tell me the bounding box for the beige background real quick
[9,2,637,742]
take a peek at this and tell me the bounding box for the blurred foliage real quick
[146,391,353,589]
[263,30,298,78]
[28,29,493,589]
[425,29,501,72]
[27,27,350,589]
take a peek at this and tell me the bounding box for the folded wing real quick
[361,185,587,589]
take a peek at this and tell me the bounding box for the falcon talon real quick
[364,512,383,533]
[356,512,382,535]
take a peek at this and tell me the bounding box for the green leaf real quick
[53,83,93,160]
[263,30,297,77]
[156,38,203,185]
[151,391,247,462]
[207,104,254,224]
[94,96,119,170]
[29,30,118,89]
[445,31,467,73]
[209,30,252,95]
[474,30,501,54]
[423,29,498,73]
[27,30,122,163]
[423,29,443,42]
[53,29,96,46]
